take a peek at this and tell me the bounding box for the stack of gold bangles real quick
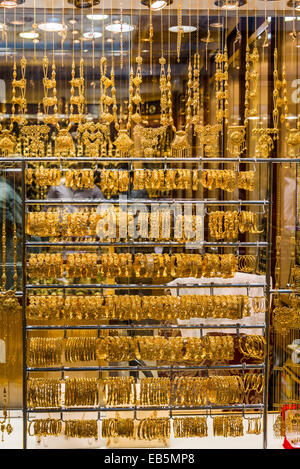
[140,378,171,406]
[102,377,136,406]
[173,417,208,438]
[64,420,98,439]
[208,210,263,240]
[97,335,236,362]
[26,375,263,408]
[136,418,171,441]
[244,373,264,395]
[28,253,241,280]
[27,419,63,437]
[27,378,61,408]
[213,416,244,437]
[65,169,94,190]
[102,418,135,439]
[65,378,99,407]
[27,338,63,366]
[202,170,255,192]
[26,209,100,238]
[26,166,61,187]
[64,337,97,362]
[27,335,265,366]
[27,294,259,322]
[28,253,63,279]
[238,335,266,360]
[26,167,255,193]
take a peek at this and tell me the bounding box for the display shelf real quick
[25,324,266,331]
[26,404,264,414]
[25,283,268,290]
[25,241,269,248]
[25,198,270,205]
[25,364,265,372]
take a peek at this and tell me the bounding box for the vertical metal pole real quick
[263,159,273,449]
[21,159,27,449]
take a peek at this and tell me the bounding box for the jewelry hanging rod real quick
[26,324,266,331]
[26,241,269,248]
[25,199,269,205]
[26,364,265,373]
[25,404,264,414]
[25,283,267,290]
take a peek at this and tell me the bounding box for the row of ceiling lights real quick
[0,1,299,42]
[1,0,300,12]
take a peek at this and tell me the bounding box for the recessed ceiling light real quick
[86,14,108,21]
[105,23,134,33]
[19,30,39,39]
[74,39,80,44]
[0,0,25,8]
[169,25,197,33]
[38,22,65,32]
[68,0,101,7]
[69,19,77,25]
[72,29,79,35]
[141,0,173,10]
[83,31,102,39]
[214,0,247,9]
[106,38,113,43]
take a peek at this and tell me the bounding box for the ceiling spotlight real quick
[169,25,197,33]
[68,0,101,7]
[105,23,134,33]
[74,39,80,44]
[19,30,39,39]
[72,29,79,35]
[38,22,65,32]
[214,0,247,9]
[69,19,77,25]
[86,14,108,21]
[0,0,25,8]
[141,0,173,10]
[83,31,102,39]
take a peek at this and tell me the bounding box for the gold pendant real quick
[171,130,192,158]
[78,122,108,158]
[195,124,222,158]
[286,128,300,158]
[0,128,16,157]
[252,128,278,158]
[21,124,50,158]
[227,126,246,158]
[114,129,134,157]
[54,128,75,158]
